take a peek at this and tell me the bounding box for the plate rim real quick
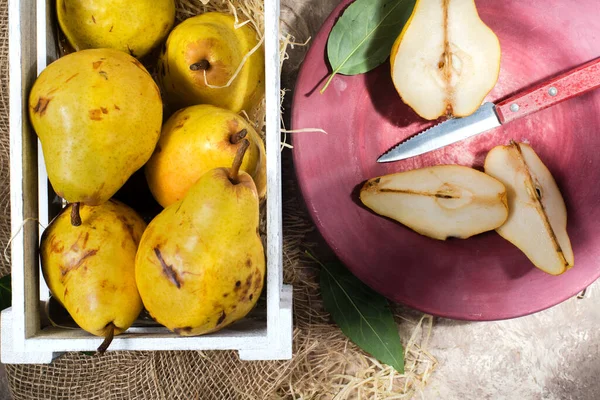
[289,0,600,321]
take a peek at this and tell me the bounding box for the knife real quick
[377,57,600,163]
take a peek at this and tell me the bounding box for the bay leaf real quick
[310,253,404,373]
[321,0,416,93]
[0,274,11,311]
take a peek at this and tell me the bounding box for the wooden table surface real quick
[280,1,600,399]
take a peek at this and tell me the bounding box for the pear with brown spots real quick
[29,48,162,225]
[135,140,265,336]
[145,104,266,208]
[40,200,147,353]
[57,0,175,59]
[157,12,265,114]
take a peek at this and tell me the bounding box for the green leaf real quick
[321,0,416,93]
[310,252,404,373]
[0,274,11,311]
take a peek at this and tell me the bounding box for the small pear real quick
[360,165,508,240]
[145,104,266,208]
[157,12,265,113]
[135,140,265,336]
[390,0,501,119]
[57,0,175,59]
[40,200,146,352]
[484,141,574,275]
[28,48,163,225]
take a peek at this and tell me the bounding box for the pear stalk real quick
[189,60,210,71]
[229,129,248,144]
[97,322,115,354]
[228,139,250,184]
[70,203,82,227]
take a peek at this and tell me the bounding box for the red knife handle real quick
[496,57,600,124]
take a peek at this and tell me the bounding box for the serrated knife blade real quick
[377,57,600,163]
[377,103,500,163]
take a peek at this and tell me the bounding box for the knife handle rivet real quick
[510,103,520,112]
[548,87,558,96]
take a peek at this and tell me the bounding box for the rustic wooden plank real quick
[9,0,40,345]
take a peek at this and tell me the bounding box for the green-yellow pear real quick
[390,0,501,120]
[28,48,163,226]
[135,140,265,336]
[40,200,146,352]
[57,0,175,59]
[145,104,266,208]
[157,12,265,113]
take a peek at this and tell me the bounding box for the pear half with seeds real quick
[360,165,508,240]
[484,141,574,275]
[390,0,501,120]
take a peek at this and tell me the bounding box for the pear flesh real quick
[135,141,265,336]
[484,142,574,275]
[390,0,501,120]
[360,165,508,240]
[40,200,146,352]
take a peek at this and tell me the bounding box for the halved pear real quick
[360,165,508,240]
[390,0,501,120]
[484,142,574,275]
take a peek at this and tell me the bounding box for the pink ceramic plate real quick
[291,0,600,320]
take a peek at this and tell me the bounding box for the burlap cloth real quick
[0,0,11,279]
[0,1,434,399]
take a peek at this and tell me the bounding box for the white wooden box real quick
[1,0,292,363]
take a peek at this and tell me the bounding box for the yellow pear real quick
[390,0,501,120]
[145,104,266,208]
[28,48,163,225]
[135,140,265,336]
[57,0,175,59]
[40,200,146,352]
[157,12,265,113]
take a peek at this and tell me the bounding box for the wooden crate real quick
[1,0,292,363]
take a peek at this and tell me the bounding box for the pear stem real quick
[189,60,210,71]
[70,203,82,227]
[228,139,250,184]
[97,323,115,354]
[230,129,248,144]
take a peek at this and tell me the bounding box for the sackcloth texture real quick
[0,0,11,279]
[0,1,435,399]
